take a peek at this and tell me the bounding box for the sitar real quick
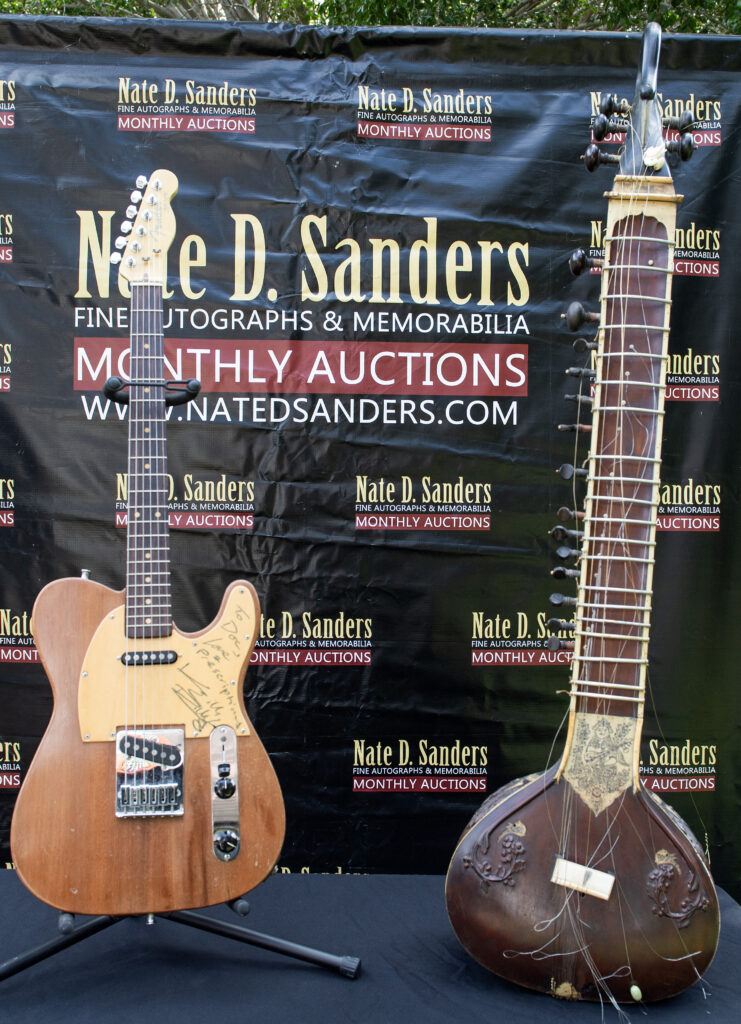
[446,26,719,1004]
[11,170,285,915]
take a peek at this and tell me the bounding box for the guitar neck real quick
[126,280,172,639]
[569,176,680,722]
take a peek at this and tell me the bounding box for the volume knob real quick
[214,829,240,857]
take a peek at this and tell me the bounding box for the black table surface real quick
[0,871,738,1024]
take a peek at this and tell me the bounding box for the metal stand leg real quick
[165,908,361,978]
[0,902,361,982]
[0,914,120,981]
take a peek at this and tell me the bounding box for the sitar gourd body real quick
[11,171,285,915]
[446,26,719,1004]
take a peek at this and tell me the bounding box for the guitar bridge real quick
[115,727,185,817]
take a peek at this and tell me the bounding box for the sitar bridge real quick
[120,649,178,666]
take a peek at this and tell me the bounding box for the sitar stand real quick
[0,891,361,982]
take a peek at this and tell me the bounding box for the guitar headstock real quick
[111,169,179,287]
[585,22,694,178]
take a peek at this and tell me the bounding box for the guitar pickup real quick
[120,649,177,666]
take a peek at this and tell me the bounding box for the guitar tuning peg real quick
[110,252,122,265]
[556,544,579,560]
[583,143,621,173]
[550,525,584,543]
[663,110,693,134]
[550,592,577,608]
[666,134,695,161]
[557,463,587,480]
[130,190,143,204]
[120,221,133,235]
[557,422,592,433]
[569,248,604,276]
[126,204,138,219]
[564,301,600,331]
[573,337,598,354]
[565,392,593,408]
[135,174,148,189]
[599,95,631,118]
[565,365,596,379]
[557,506,585,522]
[114,235,127,250]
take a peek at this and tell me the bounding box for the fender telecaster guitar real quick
[12,170,285,915]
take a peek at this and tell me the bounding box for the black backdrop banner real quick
[0,17,739,896]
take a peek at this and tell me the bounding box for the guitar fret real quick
[580,601,651,612]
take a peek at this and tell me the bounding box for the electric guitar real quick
[446,26,719,1004]
[11,170,285,915]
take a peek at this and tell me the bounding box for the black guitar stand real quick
[0,893,361,982]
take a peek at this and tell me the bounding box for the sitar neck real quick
[559,176,681,797]
[125,280,172,639]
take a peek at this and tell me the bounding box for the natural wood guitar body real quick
[11,576,285,915]
[446,768,719,1002]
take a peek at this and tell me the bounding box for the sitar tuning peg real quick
[557,423,592,434]
[545,636,575,653]
[565,364,596,379]
[573,337,598,354]
[583,143,621,173]
[549,592,577,608]
[564,301,600,331]
[550,525,583,543]
[557,463,587,480]
[565,392,593,408]
[546,616,574,633]
[569,248,604,276]
[551,565,580,580]
[592,114,627,142]
[556,506,584,522]
[666,133,695,162]
[663,110,693,134]
[599,95,631,118]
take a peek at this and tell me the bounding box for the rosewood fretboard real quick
[126,280,172,639]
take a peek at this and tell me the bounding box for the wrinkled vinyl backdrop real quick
[0,17,739,895]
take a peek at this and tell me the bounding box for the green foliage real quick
[0,0,738,32]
